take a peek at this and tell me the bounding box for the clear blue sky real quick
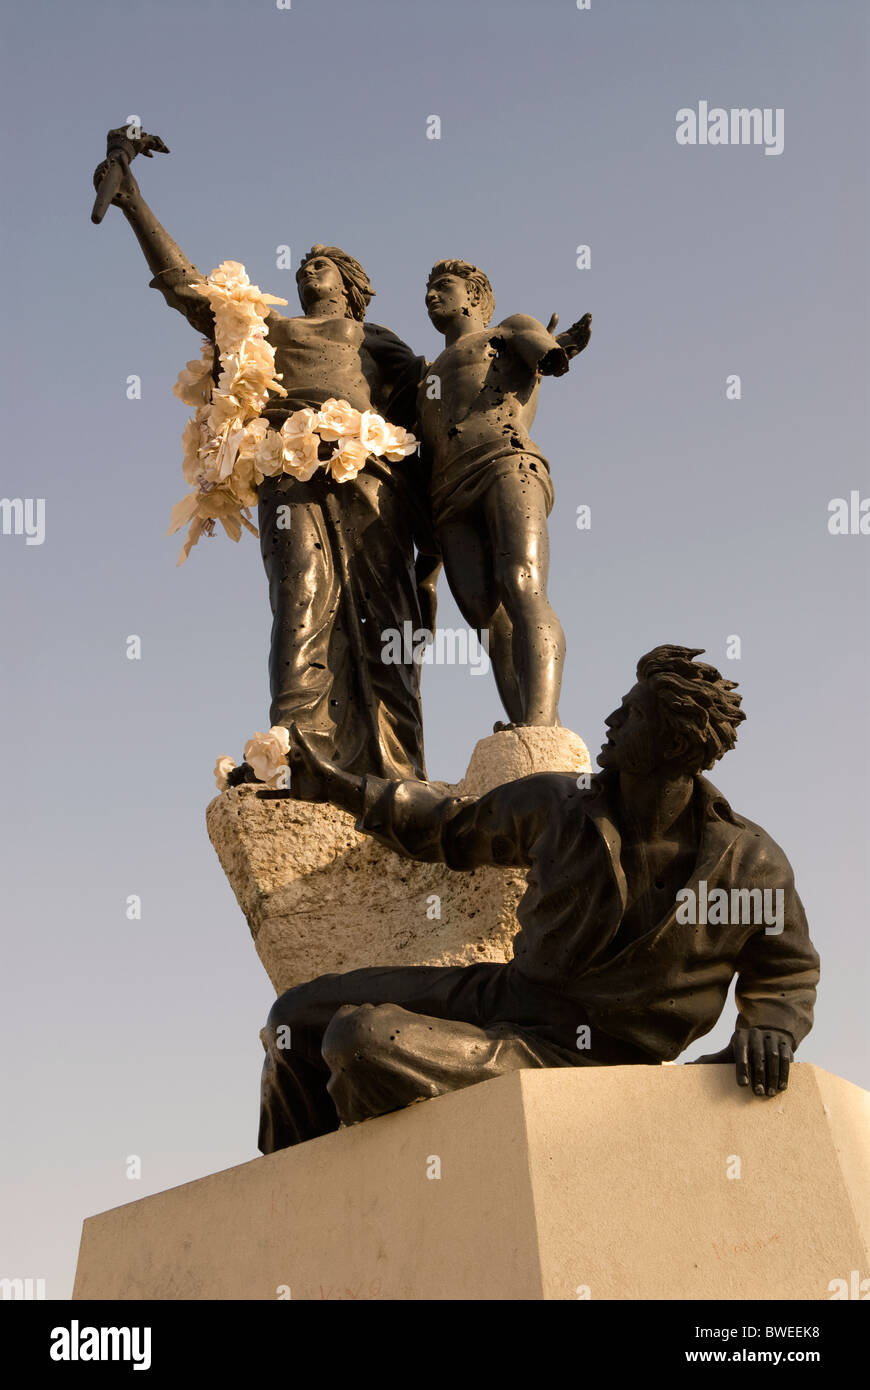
[1,0,868,1298]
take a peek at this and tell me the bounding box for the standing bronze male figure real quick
[419,260,591,728]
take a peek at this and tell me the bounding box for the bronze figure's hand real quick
[733,1026,793,1096]
[692,1027,793,1096]
[559,312,592,358]
[91,127,168,224]
[92,158,140,209]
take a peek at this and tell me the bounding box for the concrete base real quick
[73,1064,870,1301]
[206,726,591,991]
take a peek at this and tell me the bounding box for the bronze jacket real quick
[357,770,820,1060]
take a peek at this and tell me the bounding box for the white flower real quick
[174,344,214,407]
[196,261,288,328]
[181,414,209,485]
[205,261,248,292]
[216,423,247,480]
[381,423,418,461]
[244,725,291,783]
[175,263,376,561]
[210,302,264,348]
[214,755,236,791]
[358,410,391,456]
[282,431,321,482]
[281,407,320,449]
[242,335,278,373]
[254,429,285,478]
[316,398,362,441]
[230,452,260,507]
[207,391,243,434]
[237,418,270,457]
[329,435,369,482]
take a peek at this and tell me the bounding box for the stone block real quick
[206,727,591,991]
[73,1064,870,1301]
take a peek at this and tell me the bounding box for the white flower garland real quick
[215,726,290,790]
[168,261,418,565]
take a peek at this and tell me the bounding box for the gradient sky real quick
[1,0,868,1299]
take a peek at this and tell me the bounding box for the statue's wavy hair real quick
[636,645,746,772]
[427,259,495,326]
[297,245,374,322]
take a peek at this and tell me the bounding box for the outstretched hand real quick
[691,1027,793,1096]
[556,311,592,359]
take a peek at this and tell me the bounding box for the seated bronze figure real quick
[258,645,819,1152]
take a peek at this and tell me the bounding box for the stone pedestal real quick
[73,1064,870,1301]
[207,727,591,992]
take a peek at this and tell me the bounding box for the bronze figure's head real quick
[599,645,746,776]
[296,245,375,321]
[425,259,495,330]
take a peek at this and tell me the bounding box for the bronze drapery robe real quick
[256,322,434,779]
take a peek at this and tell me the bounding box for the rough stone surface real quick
[206,727,591,992]
[454,725,591,796]
[73,1064,870,1301]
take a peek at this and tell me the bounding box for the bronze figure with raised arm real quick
[93,135,439,780]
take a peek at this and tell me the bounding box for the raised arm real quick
[92,155,214,339]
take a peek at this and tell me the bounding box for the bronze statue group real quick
[98,140,820,1151]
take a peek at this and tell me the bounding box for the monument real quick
[74,126,868,1302]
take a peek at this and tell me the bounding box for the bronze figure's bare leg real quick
[482,470,565,726]
[487,604,522,725]
[437,514,524,722]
